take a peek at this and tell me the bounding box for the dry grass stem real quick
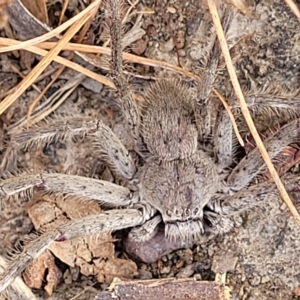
[0,39,200,81]
[0,3,100,115]
[0,37,114,87]
[0,0,101,54]
[284,0,300,19]
[26,2,99,126]
[212,87,244,147]
[207,0,300,226]
[59,0,70,25]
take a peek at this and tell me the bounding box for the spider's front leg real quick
[0,172,136,208]
[208,175,300,218]
[0,208,153,293]
[106,0,141,146]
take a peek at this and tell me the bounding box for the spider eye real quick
[166,210,172,217]
[194,208,199,214]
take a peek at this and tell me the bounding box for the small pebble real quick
[250,275,261,286]
[159,38,175,53]
[63,269,72,285]
[167,6,176,14]
[178,249,193,265]
[70,266,80,281]
[167,253,174,260]
[211,251,238,274]
[208,247,214,257]
[176,263,195,278]
[176,259,184,269]
[178,49,186,57]
[160,265,171,274]
[147,24,157,37]
[176,30,185,49]
[137,270,153,280]
[280,203,287,211]
[161,255,168,262]
[193,273,202,280]
[261,275,270,284]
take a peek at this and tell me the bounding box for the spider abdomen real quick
[141,80,198,161]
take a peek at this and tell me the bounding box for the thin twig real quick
[0,2,101,115]
[0,38,114,87]
[207,0,300,226]
[0,39,200,81]
[26,1,100,127]
[284,0,300,19]
[212,87,244,147]
[59,0,70,25]
[0,0,101,54]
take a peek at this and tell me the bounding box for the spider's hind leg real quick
[227,118,300,191]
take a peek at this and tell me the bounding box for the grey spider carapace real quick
[1,0,300,295]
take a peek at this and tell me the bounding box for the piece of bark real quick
[95,278,228,300]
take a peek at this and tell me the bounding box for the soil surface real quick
[1,0,300,299]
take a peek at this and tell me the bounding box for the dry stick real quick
[0,38,200,92]
[59,0,70,25]
[10,64,46,100]
[0,5,99,115]
[0,0,101,54]
[0,39,200,81]
[38,42,201,81]
[0,38,114,88]
[26,2,99,127]
[212,87,244,147]
[284,0,300,19]
[207,1,300,226]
